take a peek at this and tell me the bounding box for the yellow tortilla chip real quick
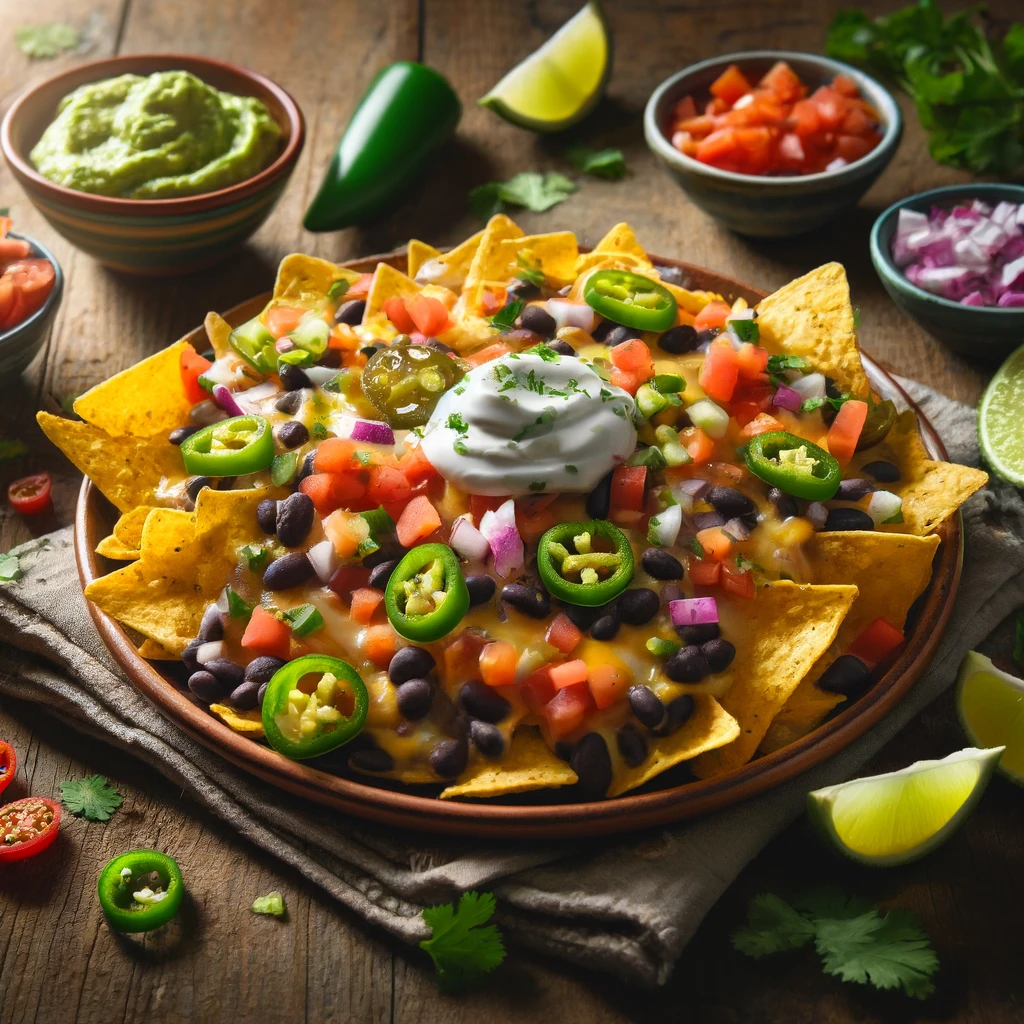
[691,582,858,778]
[756,263,870,399]
[140,507,197,565]
[441,727,578,799]
[37,412,185,513]
[95,534,140,561]
[112,506,154,548]
[573,250,652,277]
[592,222,650,262]
[273,253,361,307]
[477,232,580,290]
[72,340,193,439]
[760,532,941,753]
[850,411,987,535]
[607,696,740,797]
[210,704,265,736]
[138,639,176,660]
[407,239,441,279]
[204,311,234,361]
[364,263,422,321]
[461,214,524,309]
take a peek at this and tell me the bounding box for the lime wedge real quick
[806,747,1003,866]
[479,1,612,132]
[957,650,1024,785]
[978,343,1024,487]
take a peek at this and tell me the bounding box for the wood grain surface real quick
[1,1,1021,1021]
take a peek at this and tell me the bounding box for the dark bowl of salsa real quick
[644,51,902,238]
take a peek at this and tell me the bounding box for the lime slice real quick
[806,747,1003,866]
[479,1,612,132]
[978,343,1024,487]
[957,650,1024,785]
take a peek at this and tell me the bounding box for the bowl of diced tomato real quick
[0,216,62,376]
[644,51,901,238]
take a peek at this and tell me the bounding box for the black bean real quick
[664,646,710,683]
[182,638,204,676]
[641,548,684,581]
[186,476,212,502]
[675,622,720,644]
[628,685,666,730]
[396,678,434,720]
[388,646,435,686]
[767,486,799,520]
[276,492,315,548]
[257,682,269,706]
[319,348,342,369]
[277,420,309,449]
[459,680,511,724]
[585,470,613,519]
[245,655,286,685]
[279,363,311,391]
[205,658,245,687]
[692,511,725,531]
[618,588,660,625]
[470,720,505,758]
[349,747,394,773]
[360,345,379,358]
[430,737,469,779]
[660,694,695,735]
[563,602,600,630]
[705,486,757,521]
[263,552,315,590]
[657,324,700,354]
[188,670,226,703]
[616,724,648,767]
[863,460,901,483]
[590,319,620,342]
[520,304,557,337]
[547,339,576,356]
[295,450,317,487]
[229,680,261,711]
[501,583,550,619]
[570,733,613,800]
[506,278,541,302]
[554,740,575,762]
[590,614,620,641]
[464,573,496,607]
[363,548,397,570]
[257,498,278,535]
[368,559,399,590]
[818,654,872,696]
[602,325,640,346]
[335,299,366,325]
[702,638,736,674]
[695,328,719,347]
[198,604,224,642]
[275,391,303,415]
[823,508,875,532]
[836,477,875,501]
[168,426,197,446]
[426,338,456,355]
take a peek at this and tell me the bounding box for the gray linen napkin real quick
[1,381,1022,988]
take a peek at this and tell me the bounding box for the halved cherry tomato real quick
[0,740,15,796]
[0,797,61,862]
[8,473,52,515]
[0,259,54,330]
[180,346,212,405]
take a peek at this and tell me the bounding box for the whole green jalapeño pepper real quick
[536,520,634,607]
[744,431,841,501]
[180,415,275,477]
[384,543,469,642]
[304,63,461,232]
[261,654,369,760]
[97,850,184,933]
[582,270,678,332]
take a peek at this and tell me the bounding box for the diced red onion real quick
[722,516,752,541]
[307,540,339,585]
[275,338,296,353]
[479,499,523,577]
[672,478,709,499]
[450,514,491,562]
[196,641,224,665]
[961,291,986,307]
[789,372,826,400]
[997,291,1024,307]
[546,298,595,333]
[212,384,245,418]
[350,419,395,446]
[807,502,828,529]
[772,384,803,412]
[1001,254,1024,289]
[669,597,719,626]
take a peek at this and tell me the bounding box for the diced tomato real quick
[382,296,416,334]
[543,681,594,740]
[0,276,14,328]
[520,666,556,714]
[610,338,653,373]
[479,641,517,688]
[679,114,717,139]
[7,472,52,515]
[609,466,646,512]
[407,294,450,336]
[398,445,439,485]
[587,663,631,710]
[692,300,732,332]
[673,95,697,121]
[395,495,441,547]
[826,399,868,467]
[346,273,374,300]
[0,237,31,265]
[759,61,806,104]
[549,659,588,690]
[314,438,359,473]
[300,473,367,516]
[0,259,55,330]
[699,338,740,403]
[180,346,212,405]
[241,606,291,660]
[609,367,641,394]
[464,342,511,367]
[264,305,307,339]
[327,564,371,601]
[696,526,733,562]
[363,625,397,667]
[789,99,822,138]
[734,343,769,380]
[444,630,489,683]
[740,412,785,439]
[546,614,583,655]
[720,563,755,600]
[479,289,505,316]
[324,509,372,557]
[680,426,715,464]
[832,74,860,98]
[366,465,411,506]
[515,495,557,543]
[710,64,752,106]
[835,134,875,163]
[847,617,904,667]
[688,558,721,586]
[350,587,384,624]
[809,86,847,130]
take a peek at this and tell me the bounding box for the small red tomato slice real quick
[0,740,16,796]
[0,276,15,331]
[382,296,416,334]
[8,473,53,515]
[0,797,61,862]
[4,259,55,323]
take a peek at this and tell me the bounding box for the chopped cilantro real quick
[15,22,79,58]
[827,392,853,411]
[512,409,555,442]
[599,388,613,402]
[311,421,328,441]
[252,892,287,917]
[516,253,546,287]
[565,464,578,474]
[282,604,324,637]
[526,343,560,362]
[529,481,547,491]
[452,384,467,396]
[766,354,811,375]
[489,300,524,333]
[0,553,22,583]
[241,545,267,572]
[446,413,469,434]
[453,439,468,456]
[469,172,577,219]
[327,279,350,301]
[565,144,628,180]
[420,891,506,994]
[735,554,765,573]
[730,318,760,344]
[60,774,123,822]
[525,369,546,394]
[690,537,705,558]
[801,397,826,413]
[226,587,255,619]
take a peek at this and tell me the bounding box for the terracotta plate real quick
[74,252,962,839]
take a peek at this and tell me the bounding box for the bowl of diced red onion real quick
[870,184,1024,359]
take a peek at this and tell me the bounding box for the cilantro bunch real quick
[420,891,506,993]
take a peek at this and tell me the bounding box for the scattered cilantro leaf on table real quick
[60,774,123,821]
[469,172,577,219]
[732,893,817,957]
[0,554,22,583]
[0,438,28,462]
[15,23,79,59]
[420,891,506,993]
[252,892,287,917]
[565,144,627,180]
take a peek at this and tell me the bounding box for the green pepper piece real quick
[229,316,277,376]
[261,654,369,760]
[304,63,461,232]
[744,430,841,501]
[384,543,469,642]
[180,415,275,477]
[97,850,184,933]
[536,520,634,607]
[582,270,678,332]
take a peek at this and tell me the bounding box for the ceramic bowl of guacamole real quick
[1,54,304,276]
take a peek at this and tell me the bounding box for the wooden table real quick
[2,1,1022,1021]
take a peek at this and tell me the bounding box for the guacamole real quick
[30,71,282,199]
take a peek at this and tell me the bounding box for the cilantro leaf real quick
[420,891,506,994]
[282,603,323,637]
[15,22,79,59]
[226,586,255,619]
[516,253,546,287]
[729,318,760,344]
[766,354,811,375]
[489,299,524,332]
[565,144,628,180]
[446,413,469,434]
[1014,608,1024,665]
[0,553,22,583]
[252,892,287,917]
[469,172,577,218]
[60,774,123,822]
[311,421,329,441]
[732,893,817,958]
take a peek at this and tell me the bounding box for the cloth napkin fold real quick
[1,381,1022,988]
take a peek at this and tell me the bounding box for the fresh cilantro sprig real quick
[489,299,524,332]
[469,172,577,219]
[60,774,123,822]
[733,887,939,1000]
[420,891,506,993]
[565,144,628,180]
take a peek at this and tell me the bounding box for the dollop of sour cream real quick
[420,351,636,496]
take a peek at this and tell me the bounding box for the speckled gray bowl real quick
[644,50,902,237]
[0,232,63,376]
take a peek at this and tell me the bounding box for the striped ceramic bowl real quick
[1,54,304,276]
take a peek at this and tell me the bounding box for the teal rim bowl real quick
[644,50,902,238]
[0,232,63,376]
[869,183,1024,361]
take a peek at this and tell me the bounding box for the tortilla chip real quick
[140,507,197,565]
[592,222,650,261]
[138,639,176,660]
[37,412,185,513]
[364,263,422,321]
[850,411,987,535]
[691,582,858,778]
[273,253,361,307]
[440,727,578,799]
[95,534,140,561]
[461,214,524,309]
[113,506,154,548]
[573,250,652,277]
[210,704,265,736]
[407,239,441,279]
[72,340,193,438]
[660,280,723,316]
[477,232,580,289]
[760,532,941,753]
[204,311,234,360]
[755,263,870,399]
[607,696,740,797]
